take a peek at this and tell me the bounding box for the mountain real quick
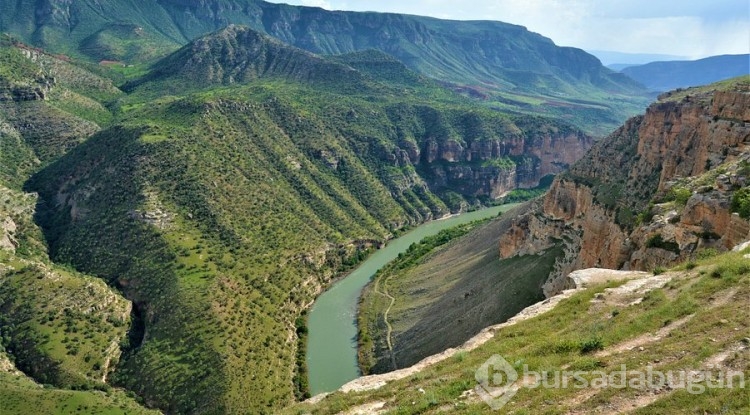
[291,77,750,415]
[498,76,750,294]
[587,50,688,66]
[358,76,750,375]
[0,26,600,413]
[607,63,638,71]
[0,0,650,134]
[622,54,750,91]
[126,24,364,90]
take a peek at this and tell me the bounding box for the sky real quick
[265,0,750,61]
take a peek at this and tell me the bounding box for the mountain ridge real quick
[0,0,649,134]
[622,54,750,91]
[0,30,599,413]
[123,25,365,93]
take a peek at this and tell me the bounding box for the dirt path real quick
[332,269,649,395]
[372,270,398,369]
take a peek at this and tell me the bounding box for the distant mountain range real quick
[0,0,649,134]
[620,54,749,91]
[587,50,689,67]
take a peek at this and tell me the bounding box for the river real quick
[306,204,518,396]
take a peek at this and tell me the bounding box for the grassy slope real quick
[0,186,156,414]
[0,370,159,415]
[359,203,564,374]
[0,42,155,414]
[286,249,750,414]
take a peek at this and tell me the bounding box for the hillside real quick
[288,253,749,414]
[285,78,750,415]
[357,76,750,383]
[0,27,600,413]
[497,76,750,295]
[622,55,750,91]
[0,0,650,134]
[0,45,155,411]
[358,203,563,374]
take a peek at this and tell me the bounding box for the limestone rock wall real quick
[498,82,750,296]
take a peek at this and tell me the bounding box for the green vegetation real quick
[664,186,693,206]
[501,174,556,203]
[731,187,750,219]
[0,1,650,134]
[646,234,681,254]
[359,209,564,374]
[0,6,732,415]
[287,250,750,414]
[0,370,159,415]
[481,157,515,169]
[0,26,599,414]
[0,180,154,414]
[0,39,43,82]
[0,264,131,388]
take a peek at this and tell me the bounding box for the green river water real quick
[306,204,517,395]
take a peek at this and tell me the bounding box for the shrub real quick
[731,187,750,219]
[696,248,719,260]
[579,337,604,354]
[636,204,655,225]
[646,234,680,254]
[665,186,692,206]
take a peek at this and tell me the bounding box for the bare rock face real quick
[499,81,750,296]
[0,217,18,251]
[393,127,593,201]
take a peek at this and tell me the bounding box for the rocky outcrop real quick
[499,80,750,296]
[0,76,54,102]
[0,217,18,251]
[393,128,593,200]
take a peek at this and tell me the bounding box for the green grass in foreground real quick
[0,371,158,415]
[287,249,750,414]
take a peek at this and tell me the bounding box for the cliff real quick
[127,26,595,210]
[498,77,750,296]
[400,123,592,200]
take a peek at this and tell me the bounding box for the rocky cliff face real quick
[390,125,592,201]
[0,77,54,102]
[498,78,750,296]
